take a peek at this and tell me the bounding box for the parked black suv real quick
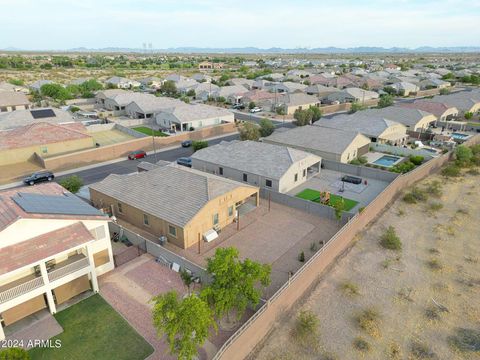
[23,171,55,186]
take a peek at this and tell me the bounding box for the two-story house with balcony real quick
[0,183,114,340]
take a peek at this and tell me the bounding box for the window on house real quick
[303,169,306,177]
[213,213,219,226]
[168,225,177,237]
[265,179,272,187]
[294,173,298,182]
[228,206,234,217]
[243,173,248,182]
[117,203,123,214]
[219,167,223,175]
[143,214,149,226]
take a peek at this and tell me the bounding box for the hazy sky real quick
[1,0,479,49]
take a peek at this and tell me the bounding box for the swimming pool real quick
[451,132,470,140]
[372,155,401,167]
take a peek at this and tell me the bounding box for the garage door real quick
[357,143,370,157]
[1,295,47,326]
[53,275,91,305]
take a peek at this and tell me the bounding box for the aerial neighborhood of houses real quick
[0,51,479,360]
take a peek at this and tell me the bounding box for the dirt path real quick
[252,170,480,360]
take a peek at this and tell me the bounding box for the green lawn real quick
[29,294,154,360]
[296,188,359,211]
[132,126,168,137]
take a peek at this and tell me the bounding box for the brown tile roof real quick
[0,122,91,151]
[0,222,94,275]
[398,100,456,117]
[0,183,107,232]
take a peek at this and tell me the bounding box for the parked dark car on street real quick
[181,140,192,148]
[23,171,55,186]
[128,150,147,160]
[176,157,192,167]
[232,103,245,110]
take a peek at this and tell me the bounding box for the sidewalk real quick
[0,131,238,191]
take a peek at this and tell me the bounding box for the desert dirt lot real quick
[252,170,480,360]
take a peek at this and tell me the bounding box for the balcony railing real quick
[0,276,44,304]
[48,257,90,283]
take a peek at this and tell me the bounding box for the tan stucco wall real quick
[286,102,320,115]
[0,137,95,166]
[339,134,371,163]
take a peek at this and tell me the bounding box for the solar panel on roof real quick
[30,109,56,119]
[12,192,104,216]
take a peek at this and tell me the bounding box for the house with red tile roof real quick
[0,182,114,340]
[0,122,95,166]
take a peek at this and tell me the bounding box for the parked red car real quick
[128,150,147,160]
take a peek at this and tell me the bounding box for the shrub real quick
[349,158,361,165]
[355,308,380,337]
[69,105,81,113]
[425,180,442,197]
[403,193,417,204]
[339,281,359,297]
[403,187,428,203]
[429,202,443,212]
[293,310,320,343]
[309,242,318,252]
[425,305,441,320]
[388,342,402,359]
[441,165,461,177]
[353,337,371,352]
[391,161,416,173]
[455,145,473,164]
[410,341,436,359]
[298,251,305,262]
[259,118,275,137]
[409,155,424,165]
[192,140,208,152]
[426,258,443,271]
[380,226,402,250]
[59,175,83,194]
[448,327,480,352]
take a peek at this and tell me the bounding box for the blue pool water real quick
[451,133,469,140]
[373,155,401,167]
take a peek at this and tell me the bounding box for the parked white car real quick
[250,107,262,113]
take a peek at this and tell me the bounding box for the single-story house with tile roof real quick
[239,90,277,106]
[227,78,255,90]
[0,183,113,340]
[419,78,450,90]
[276,93,321,114]
[389,82,420,96]
[358,107,438,132]
[0,92,30,112]
[305,84,340,98]
[89,165,259,249]
[432,91,480,115]
[105,76,141,89]
[315,113,407,145]
[191,140,321,193]
[0,122,94,166]
[125,95,183,119]
[326,88,379,104]
[192,82,220,101]
[263,126,371,163]
[155,103,234,131]
[212,85,249,104]
[95,90,151,114]
[0,108,74,131]
[398,100,459,121]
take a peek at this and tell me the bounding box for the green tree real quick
[161,80,178,96]
[192,140,208,152]
[383,86,396,95]
[293,108,313,126]
[248,101,256,110]
[59,175,83,194]
[201,247,271,320]
[439,88,450,95]
[40,83,72,102]
[333,198,345,221]
[0,347,30,360]
[464,112,473,120]
[308,106,322,123]
[349,102,366,114]
[186,89,196,97]
[377,94,394,108]
[239,122,261,141]
[152,291,216,360]
[259,118,275,137]
[455,145,473,164]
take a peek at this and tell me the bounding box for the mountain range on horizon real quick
[1,46,480,54]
